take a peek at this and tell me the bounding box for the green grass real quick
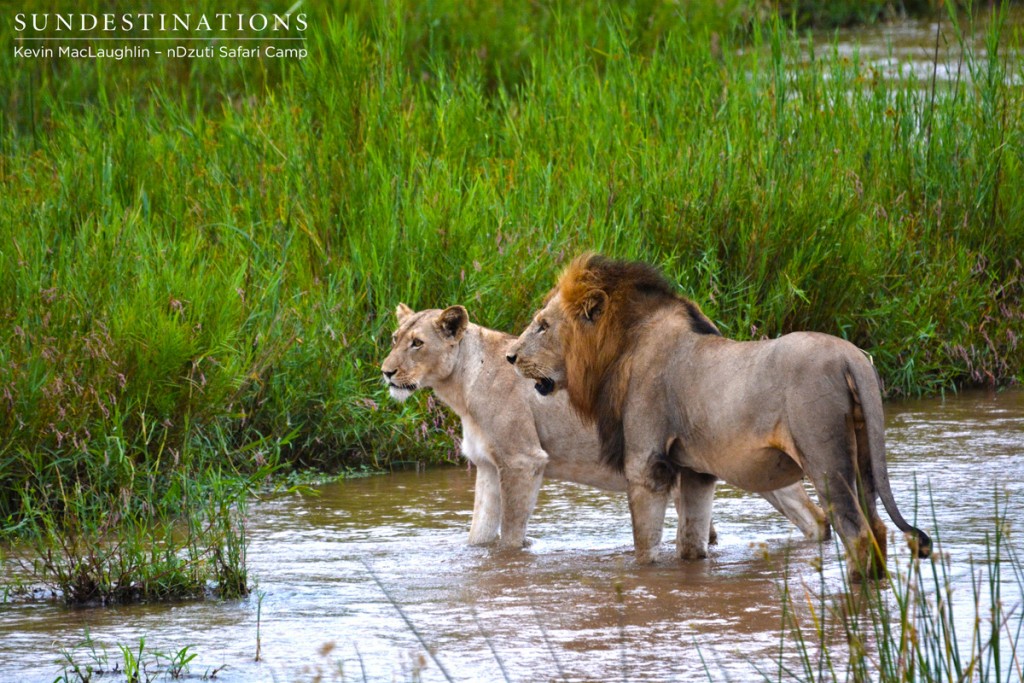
[1,0,1023,600]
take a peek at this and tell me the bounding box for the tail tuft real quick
[909,529,933,558]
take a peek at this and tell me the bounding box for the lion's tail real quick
[848,358,933,559]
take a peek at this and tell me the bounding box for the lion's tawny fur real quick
[508,255,932,581]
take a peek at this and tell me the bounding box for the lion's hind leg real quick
[790,401,888,581]
[794,415,887,582]
[675,469,717,560]
[809,468,887,582]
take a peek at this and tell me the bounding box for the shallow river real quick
[1,389,1022,682]
[823,7,1023,84]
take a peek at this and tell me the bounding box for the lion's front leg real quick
[674,492,718,547]
[468,461,501,545]
[626,480,670,564]
[496,454,547,549]
[675,469,717,560]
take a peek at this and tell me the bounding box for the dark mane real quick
[558,254,719,471]
[575,255,720,336]
[682,299,721,337]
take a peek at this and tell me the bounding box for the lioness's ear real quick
[580,290,607,323]
[396,303,414,323]
[436,306,468,340]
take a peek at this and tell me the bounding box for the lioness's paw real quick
[467,533,499,546]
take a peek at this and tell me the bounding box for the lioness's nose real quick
[383,369,396,379]
[505,353,517,365]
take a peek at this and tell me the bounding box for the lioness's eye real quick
[411,338,424,349]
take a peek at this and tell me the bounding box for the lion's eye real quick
[411,338,424,349]
[538,320,549,333]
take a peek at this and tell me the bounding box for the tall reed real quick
[774,495,1022,682]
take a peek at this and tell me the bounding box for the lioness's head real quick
[381,303,468,401]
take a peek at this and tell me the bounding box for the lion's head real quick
[381,303,469,401]
[502,290,568,398]
[508,254,720,467]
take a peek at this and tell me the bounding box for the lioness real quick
[507,255,932,581]
[381,303,828,551]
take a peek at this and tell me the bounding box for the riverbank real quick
[1,1,1022,600]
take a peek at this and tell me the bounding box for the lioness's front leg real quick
[468,461,501,545]
[675,469,717,560]
[760,483,830,542]
[496,454,547,549]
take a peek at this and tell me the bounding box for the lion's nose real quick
[505,353,517,365]
[383,369,396,379]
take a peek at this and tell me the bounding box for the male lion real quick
[506,255,932,581]
[381,304,829,551]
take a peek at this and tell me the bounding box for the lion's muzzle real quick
[506,338,560,395]
[534,377,555,396]
[506,353,558,395]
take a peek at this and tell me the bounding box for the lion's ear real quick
[436,306,468,340]
[580,290,607,323]
[396,303,415,323]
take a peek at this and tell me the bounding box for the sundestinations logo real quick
[13,12,308,33]
[12,9,309,62]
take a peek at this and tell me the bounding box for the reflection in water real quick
[1,390,1022,682]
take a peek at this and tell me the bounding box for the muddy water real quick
[1,390,1022,682]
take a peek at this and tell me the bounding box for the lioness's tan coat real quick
[381,304,828,549]
[508,255,931,580]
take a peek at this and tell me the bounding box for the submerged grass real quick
[56,630,215,683]
[1,0,1023,601]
